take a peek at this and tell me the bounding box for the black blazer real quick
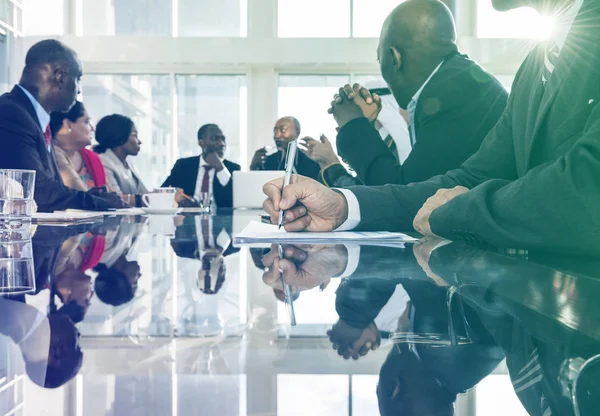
[0,86,118,212]
[161,156,241,208]
[349,0,600,255]
[336,53,508,186]
[263,150,321,181]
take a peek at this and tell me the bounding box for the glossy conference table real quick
[1,210,599,416]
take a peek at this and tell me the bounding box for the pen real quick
[278,243,297,326]
[277,139,299,230]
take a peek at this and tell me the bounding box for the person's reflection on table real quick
[170,215,239,336]
[52,228,106,322]
[171,215,239,296]
[261,244,348,292]
[93,217,144,307]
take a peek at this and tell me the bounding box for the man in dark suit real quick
[170,215,239,295]
[327,0,507,186]
[263,0,600,256]
[162,124,240,208]
[249,116,321,181]
[0,40,126,212]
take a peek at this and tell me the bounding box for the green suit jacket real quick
[350,0,600,255]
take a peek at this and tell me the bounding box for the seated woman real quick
[50,101,107,191]
[94,114,148,207]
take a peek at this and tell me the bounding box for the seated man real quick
[0,40,126,212]
[262,0,600,256]
[301,83,412,187]
[321,0,508,187]
[162,124,241,208]
[250,116,321,181]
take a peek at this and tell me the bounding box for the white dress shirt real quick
[193,157,232,203]
[338,1,584,233]
[406,61,444,146]
[17,84,51,151]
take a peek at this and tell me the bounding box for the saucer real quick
[142,208,182,215]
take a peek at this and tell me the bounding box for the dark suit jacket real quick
[349,1,600,255]
[161,156,240,208]
[0,86,118,212]
[263,150,321,181]
[336,53,508,186]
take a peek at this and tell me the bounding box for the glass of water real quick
[0,239,35,295]
[0,169,36,240]
[200,192,213,213]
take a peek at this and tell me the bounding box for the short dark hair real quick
[197,123,219,140]
[24,39,77,73]
[49,100,86,137]
[94,114,134,154]
[94,263,136,306]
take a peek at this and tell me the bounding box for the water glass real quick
[0,169,36,237]
[199,192,213,213]
[0,239,35,295]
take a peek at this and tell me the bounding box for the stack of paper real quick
[60,208,146,216]
[234,221,418,245]
[33,212,105,225]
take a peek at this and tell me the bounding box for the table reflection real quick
[1,212,599,416]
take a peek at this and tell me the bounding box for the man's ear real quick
[391,46,402,72]
[53,67,67,89]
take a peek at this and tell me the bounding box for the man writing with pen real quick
[162,123,241,209]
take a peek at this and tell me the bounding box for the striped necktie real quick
[542,42,560,85]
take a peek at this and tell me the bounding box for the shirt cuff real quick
[333,188,361,231]
[216,167,231,186]
[337,245,361,278]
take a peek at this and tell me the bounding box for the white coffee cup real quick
[142,188,176,209]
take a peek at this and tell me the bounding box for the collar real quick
[552,0,584,50]
[408,60,444,110]
[17,84,50,132]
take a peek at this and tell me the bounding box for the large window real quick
[278,75,349,149]
[81,74,171,190]
[278,0,402,38]
[477,1,554,39]
[81,0,247,36]
[22,0,64,36]
[175,75,247,166]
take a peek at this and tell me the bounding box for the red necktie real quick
[201,165,212,193]
[44,125,51,146]
[201,217,211,248]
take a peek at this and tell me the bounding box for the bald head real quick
[381,0,456,60]
[377,0,457,108]
[20,40,82,113]
[273,116,301,152]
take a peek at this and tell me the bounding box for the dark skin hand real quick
[261,244,348,292]
[203,151,225,172]
[327,320,381,360]
[328,84,382,125]
[250,148,268,170]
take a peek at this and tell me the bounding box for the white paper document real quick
[234,221,418,245]
[61,208,146,216]
[33,212,105,224]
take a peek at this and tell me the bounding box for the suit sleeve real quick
[0,108,115,212]
[430,101,600,255]
[337,69,508,187]
[161,159,181,187]
[349,96,517,231]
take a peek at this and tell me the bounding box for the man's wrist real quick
[337,112,364,129]
[334,190,349,229]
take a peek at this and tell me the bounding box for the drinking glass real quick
[0,169,36,239]
[199,192,213,213]
[0,239,35,295]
